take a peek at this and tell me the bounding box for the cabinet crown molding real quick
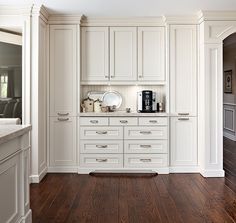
[198,10,236,22]
[48,14,84,24]
[163,15,199,24]
[31,4,49,21]
[81,16,165,26]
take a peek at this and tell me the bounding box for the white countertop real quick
[0,125,32,145]
[79,112,168,117]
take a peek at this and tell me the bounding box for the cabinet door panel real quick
[138,27,165,81]
[170,117,197,166]
[49,117,76,166]
[110,27,137,81]
[81,27,109,81]
[170,25,197,116]
[49,25,77,116]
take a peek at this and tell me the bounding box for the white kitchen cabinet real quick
[49,117,77,167]
[49,25,77,116]
[81,27,109,81]
[138,27,165,81]
[170,117,197,166]
[169,25,197,116]
[110,27,137,81]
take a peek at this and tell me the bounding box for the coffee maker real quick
[137,90,157,113]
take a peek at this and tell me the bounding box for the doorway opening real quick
[0,28,22,123]
[223,33,236,181]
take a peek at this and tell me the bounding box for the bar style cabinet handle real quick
[140,159,152,162]
[90,120,98,124]
[149,120,158,123]
[140,131,152,134]
[96,131,108,135]
[96,145,108,148]
[178,118,190,121]
[178,113,189,116]
[57,112,69,116]
[120,120,128,123]
[140,145,152,148]
[96,158,108,162]
[58,118,69,121]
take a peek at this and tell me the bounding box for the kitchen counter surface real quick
[79,112,169,117]
[0,125,32,145]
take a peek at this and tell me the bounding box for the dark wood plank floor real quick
[30,139,236,223]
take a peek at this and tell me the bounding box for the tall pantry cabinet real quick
[48,22,80,172]
[169,25,198,170]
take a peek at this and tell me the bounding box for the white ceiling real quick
[0,0,236,16]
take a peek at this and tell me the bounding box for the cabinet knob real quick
[140,145,152,148]
[140,131,151,134]
[149,120,158,123]
[178,113,189,116]
[140,159,151,162]
[120,120,128,123]
[178,118,190,121]
[90,120,98,124]
[58,118,69,121]
[96,158,108,162]
[57,112,69,116]
[96,131,108,135]
[96,145,108,148]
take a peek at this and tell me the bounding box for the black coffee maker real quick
[137,90,157,113]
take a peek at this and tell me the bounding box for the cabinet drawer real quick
[80,154,123,168]
[124,154,168,168]
[109,117,138,126]
[139,117,168,126]
[80,117,109,126]
[80,127,123,140]
[124,127,167,139]
[80,140,123,154]
[124,140,167,154]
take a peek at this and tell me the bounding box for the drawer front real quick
[124,140,167,154]
[139,117,168,126]
[80,127,123,139]
[80,140,123,153]
[109,117,138,126]
[80,117,109,126]
[124,154,168,168]
[124,127,167,139]
[80,154,123,168]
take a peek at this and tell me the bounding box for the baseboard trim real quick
[18,209,32,223]
[223,131,236,141]
[30,167,47,183]
[169,166,200,173]
[47,166,78,173]
[78,167,170,174]
[200,169,225,177]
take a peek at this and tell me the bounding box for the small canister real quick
[94,99,102,113]
[82,98,94,112]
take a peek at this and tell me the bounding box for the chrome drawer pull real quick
[140,159,152,162]
[120,120,128,123]
[178,113,189,116]
[178,118,190,121]
[57,112,69,116]
[90,120,98,124]
[140,145,152,148]
[149,120,158,123]
[58,118,69,121]
[96,131,108,135]
[140,131,151,134]
[96,145,108,148]
[96,158,108,162]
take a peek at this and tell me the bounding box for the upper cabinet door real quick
[138,27,165,81]
[170,25,197,116]
[49,25,77,116]
[110,27,137,81]
[81,27,109,81]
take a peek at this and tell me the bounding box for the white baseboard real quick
[78,167,170,174]
[223,131,236,141]
[169,166,200,173]
[200,169,225,177]
[30,167,47,183]
[18,209,32,223]
[47,166,78,173]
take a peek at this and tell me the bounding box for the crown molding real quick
[81,16,165,27]
[163,15,199,24]
[48,14,83,24]
[0,4,32,16]
[31,5,49,22]
[198,10,236,23]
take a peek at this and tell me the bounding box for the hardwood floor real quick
[30,137,236,223]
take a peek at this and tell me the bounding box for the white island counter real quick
[0,125,32,223]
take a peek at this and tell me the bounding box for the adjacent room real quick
[0,1,235,223]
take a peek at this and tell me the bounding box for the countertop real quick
[0,125,32,145]
[79,112,169,117]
